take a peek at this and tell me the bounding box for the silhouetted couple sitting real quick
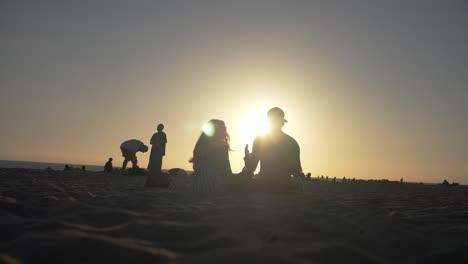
[190,107,303,193]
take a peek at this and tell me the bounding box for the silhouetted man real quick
[246,107,302,189]
[104,158,113,173]
[120,139,149,173]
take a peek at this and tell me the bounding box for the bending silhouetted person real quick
[148,123,167,174]
[120,139,148,173]
[190,119,232,192]
[245,107,302,190]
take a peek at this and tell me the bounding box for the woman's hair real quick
[189,119,230,163]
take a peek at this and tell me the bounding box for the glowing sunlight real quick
[238,107,270,145]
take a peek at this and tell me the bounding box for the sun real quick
[238,107,270,145]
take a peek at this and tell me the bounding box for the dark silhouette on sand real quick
[245,107,302,190]
[104,158,113,173]
[120,139,148,173]
[190,119,232,192]
[148,124,167,174]
[440,179,459,187]
[441,179,449,186]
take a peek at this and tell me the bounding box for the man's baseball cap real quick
[267,107,288,122]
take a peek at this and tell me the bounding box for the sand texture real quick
[1,168,468,264]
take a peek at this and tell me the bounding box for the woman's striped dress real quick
[191,144,232,193]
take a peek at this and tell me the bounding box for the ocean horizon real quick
[0,160,193,175]
[0,160,105,172]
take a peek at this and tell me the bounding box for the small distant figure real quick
[441,179,449,186]
[300,172,306,180]
[148,123,167,175]
[81,165,86,171]
[104,158,113,173]
[306,173,312,180]
[400,178,404,183]
[294,172,305,180]
[64,164,72,171]
[342,177,347,182]
[352,177,356,182]
[325,176,329,181]
[190,119,232,192]
[120,139,149,173]
[320,175,324,181]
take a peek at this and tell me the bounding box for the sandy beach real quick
[1,168,467,264]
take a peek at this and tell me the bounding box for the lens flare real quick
[202,121,215,137]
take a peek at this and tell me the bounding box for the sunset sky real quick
[1,1,467,183]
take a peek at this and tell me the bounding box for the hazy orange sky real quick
[1,1,467,183]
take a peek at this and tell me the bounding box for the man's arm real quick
[292,141,302,176]
[245,137,260,174]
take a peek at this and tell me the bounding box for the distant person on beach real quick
[120,139,149,173]
[104,158,113,173]
[245,107,302,190]
[190,119,232,192]
[148,123,167,174]
[441,179,450,186]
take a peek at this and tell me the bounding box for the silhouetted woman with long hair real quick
[190,119,232,192]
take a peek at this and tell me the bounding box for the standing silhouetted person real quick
[120,139,148,173]
[104,158,113,173]
[245,107,302,190]
[148,124,167,174]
